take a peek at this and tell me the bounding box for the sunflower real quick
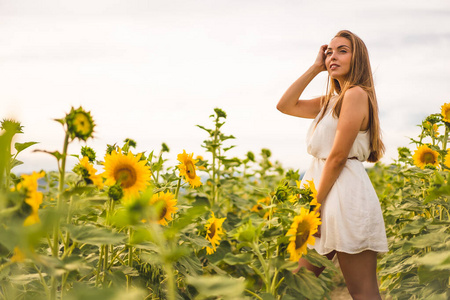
[412,145,439,169]
[149,191,178,226]
[65,107,95,141]
[286,207,321,262]
[11,246,26,262]
[76,156,103,188]
[303,179,321,212]
[250,196,276,219]
[251,196,271,212]
[432,123,439,137]
[204,212,226,255]
[103,149,151,200]
[196,155,206,170]
[444,152,450,169]
[441,103,450,123]
[16,171,45,226]
[177,150,202,187]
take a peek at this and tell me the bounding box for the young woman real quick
[277,30,388,299]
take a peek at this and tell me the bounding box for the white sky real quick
[1,0,450,174]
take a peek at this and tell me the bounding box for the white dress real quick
[302,96,388,255]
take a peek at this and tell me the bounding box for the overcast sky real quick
[1,0,450,174]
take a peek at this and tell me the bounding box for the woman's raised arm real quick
[276,44,328,119]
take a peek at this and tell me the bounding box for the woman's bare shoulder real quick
[345,86,368,99]
[342,86,369,107]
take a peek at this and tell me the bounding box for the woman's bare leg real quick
[337,250,382,300]
[293,250,336,277]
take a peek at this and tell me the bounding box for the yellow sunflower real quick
[303,179,321,212]
[16,171,45,226]
[66,107,95,141]
[204,212,226,255]
[444,152,450,169]
[11,246,26,262]
[103,149,151,200]
[250,196,276,219]
[441,103,450,123]
[177,150,202,187]
[251,196,271,212]
[149,191,178,226]
[286,207,321,262]
[412,145,439,169]
[77,156,103,188]
[196,155,206,170]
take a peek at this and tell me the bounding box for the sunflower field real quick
[0,104,449,300]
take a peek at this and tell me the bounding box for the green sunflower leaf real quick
[222,252,253,265]
[186,275,245,299]
[14,141,38,154]
[67,224,126,246]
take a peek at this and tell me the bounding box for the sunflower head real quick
[177,150,202,188]
[161,143,170,153]
[412,145,439,169]
[11,246,26,262]
[81,146,96,162]
[1,119,23,135]
[74,156,103,188]
[66,107,95,141]
[149,191,178,226]
[108,184,124,201]
[286,207,321,261]
[204,212,226,255]
[274,181,291,203]
[444,151,450,170]
[441,103,450,123]
[103,149,152,200]
[250,196,271,213]
[16,171,45,226]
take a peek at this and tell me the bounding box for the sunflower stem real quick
[244,289,263,300]
[127,227,134,290]
[156,152,163,183]
[50,130,70,300]
[102,198,113,284]
[174,177,181,200]
[443,125,448,151]
[252,242,270,292]
[163,262,176,300]
[96,245,104,286]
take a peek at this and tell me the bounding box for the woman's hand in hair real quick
[313,44,328,72]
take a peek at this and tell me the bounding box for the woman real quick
[277,30,388,299]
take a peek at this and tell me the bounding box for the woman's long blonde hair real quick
[317,30,384,162]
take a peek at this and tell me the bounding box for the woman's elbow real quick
[276,102,286,113]
[327,155,347,169]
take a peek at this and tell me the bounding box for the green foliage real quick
[0,107,334,300]
[368,105,450,299]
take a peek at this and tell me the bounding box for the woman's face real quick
[325,37,352,82]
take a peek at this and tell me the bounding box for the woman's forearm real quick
[276,65,322,113]
[316,156,347,205]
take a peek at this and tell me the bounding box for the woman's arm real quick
[276,44,328,119]
[316,87,369,205]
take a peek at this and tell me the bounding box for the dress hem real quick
[314,247,389,256]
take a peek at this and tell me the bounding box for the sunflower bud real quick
[246,151,255,162]
[65,107,95,141]
[81,146,96,162]
[106,144,117,155]
[1,119,23,134]
[124,138,137,148]
[214,108,227,119]
[108,184,124,201]
[161,143,170,153]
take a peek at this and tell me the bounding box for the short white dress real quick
[302,96,388,255]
